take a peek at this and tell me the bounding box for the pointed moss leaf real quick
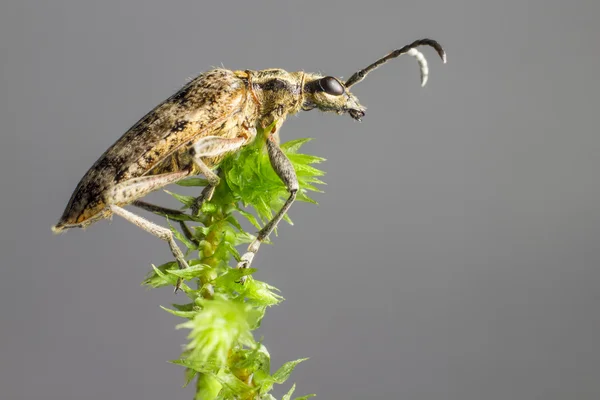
[160,305,197,319]
[296,191,318,205]
[280,137,312,153]
[214,268,257,288]
[223,215,243,232]
[248,343,271,374]
[177,177,209,187]
[234,230,256,246]
[304,176,326,186]
[282,383,297,400]
[294,394,316,400]
[184,368,198,388]
[142,262,178,288]
[272,358,309,384]
[236,209,261,229]
[242,280,284,306]
[287,153,326,165]
[164,190,195,208]
[170,358,219,374]
[298,180,324,193]
[166,263,211,280]
[195,372,222,400]
[172,302,196,312]
[246,305,267,330]
[292,163,325,177]
[215,369,254,398]
[283,213,293,225]
[283,385,316,400]
[222,242,241,260]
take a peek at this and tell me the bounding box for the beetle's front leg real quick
[236,135,299,282]
[189,136,247,216]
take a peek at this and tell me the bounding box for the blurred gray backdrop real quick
[2,0,600,399]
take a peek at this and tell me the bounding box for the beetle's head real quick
[300,39,447,123]
[301,74,366,121]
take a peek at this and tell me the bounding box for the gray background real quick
[2,0,600,399]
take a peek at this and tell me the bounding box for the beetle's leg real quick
[132,200,198,246]
[104,170,193,292]
[236,135,299,282]
[132,199,188,219]
[110,205,189,292]
[107,170,191,204]
[189,136,246,215]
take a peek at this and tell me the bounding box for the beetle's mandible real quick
[53,39,446,291]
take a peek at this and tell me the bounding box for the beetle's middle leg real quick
[236,135,299,282]
[189,136,247,215]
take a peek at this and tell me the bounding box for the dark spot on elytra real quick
[143,154,156,165]
[86,180,100,194]
[131,125,150,139]
[94,156,113,171]
[115,170,126,182]
[171,120,189,132]
[170,83,196,106]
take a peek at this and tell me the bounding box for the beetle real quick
[52,38,446,290]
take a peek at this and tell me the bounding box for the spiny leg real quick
[105,170,193,292]
[189,136,247,216]
[132,200,198,246]
[236,135,299,282]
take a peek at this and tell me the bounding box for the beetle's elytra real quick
[53,39,446,291]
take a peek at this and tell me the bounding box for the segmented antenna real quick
[345,38,447,88]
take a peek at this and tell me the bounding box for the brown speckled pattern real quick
[53,66,369,230]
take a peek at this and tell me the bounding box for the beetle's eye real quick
[319,76,344,96]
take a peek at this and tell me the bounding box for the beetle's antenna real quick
[345,38,446,88]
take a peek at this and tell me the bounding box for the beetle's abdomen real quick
[53,69,250,231]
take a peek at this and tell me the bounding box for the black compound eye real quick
[319,76,345,96]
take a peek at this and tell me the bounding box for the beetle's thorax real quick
[241,69,305,128]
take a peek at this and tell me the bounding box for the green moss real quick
[143,129,323,399]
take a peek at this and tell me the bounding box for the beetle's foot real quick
[173,253,190,293]
[235,240,261,284]
[236,252,255,284]
[191,185,215,216]
[174,278,184,293]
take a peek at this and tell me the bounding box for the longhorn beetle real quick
[53,39,446,291]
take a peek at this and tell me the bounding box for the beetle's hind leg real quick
[110,205,189,292]
[188,136,247,216]
[105,170,194,292]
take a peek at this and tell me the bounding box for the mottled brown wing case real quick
[56,69,247,228]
